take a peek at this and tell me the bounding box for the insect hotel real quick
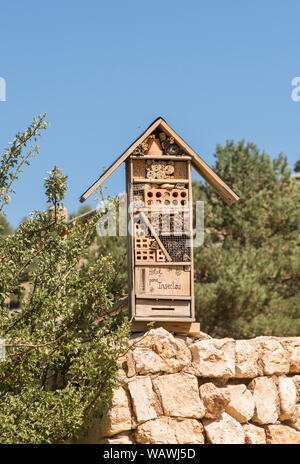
[80,118,239,333]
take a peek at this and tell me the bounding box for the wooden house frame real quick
[80,117,239,325]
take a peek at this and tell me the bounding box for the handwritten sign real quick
[136,266,190,296]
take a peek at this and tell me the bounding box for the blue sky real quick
[1,0,300,227]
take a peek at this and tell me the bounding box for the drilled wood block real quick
[144,187,189,207]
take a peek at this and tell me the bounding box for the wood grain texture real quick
[135,266,191,296]
[135,299,191,318]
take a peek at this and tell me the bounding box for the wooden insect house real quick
[80,118,239,329]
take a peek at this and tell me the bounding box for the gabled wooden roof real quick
[80,117,240,205]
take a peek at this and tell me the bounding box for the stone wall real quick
[81,328,300,444]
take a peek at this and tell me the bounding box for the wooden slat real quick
[132,315,196,323]
[135,294,192,300]
[187,159,195,320]
[133,207,190,213]
[126,160,135,319]
[132,178,189,184]
[130,155,192,160]
[131,321,200,335]
[135,262,191,266]
[135,299,190,318]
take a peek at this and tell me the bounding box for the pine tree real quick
[193,140,300,338]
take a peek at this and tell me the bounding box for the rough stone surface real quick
[203,412,245,444]
[79,329,300,444]
[293,375,300,402]
[126,351,136,378]
[152,373,205,419]
[235,340,261,378]
[222,384,255,423]
[132,328,191,374]
[249,377,279,425]
[265,424,300,444]
[256,337,289,375]
[243,424,266,444]
[100,386,133,437]
[100,433,134,444]
[135,417,205,444]
[288,404,300,432]
[281,338,300,374]
[117,351,136,381]
[199,382,230,419]
[128,377,162,423]
[278,376,297,421]
[189,338,235,378]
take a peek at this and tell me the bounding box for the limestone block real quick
[128,377,162,423]
[243,424,266,444]
[132,328,191,375]
[100,386,133,437]
[126,351,136,377]
[281,338,300,374]
[293,375,300,401]
[249,377,279,425]
[199,382,230,419]
[134,417,205,444]
[100,433,134,444]
[189,338,235,378]
[235,340,261,378]
[222,384,255,423]
[288,404,300,432]
[265,424,300,444]
[172,418,205,445]
[203,412,245,444]
[152,373,205,419]
[278,376,297,421]
[255,337,289,375]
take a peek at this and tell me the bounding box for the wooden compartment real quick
[132,159,146,178]
[132,159,188,180]
[135,298,191,318]
[174,161,188,179]
[135,265,191,297]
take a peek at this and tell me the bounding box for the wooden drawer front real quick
[135,266,191,297]
[136,299,191,318]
